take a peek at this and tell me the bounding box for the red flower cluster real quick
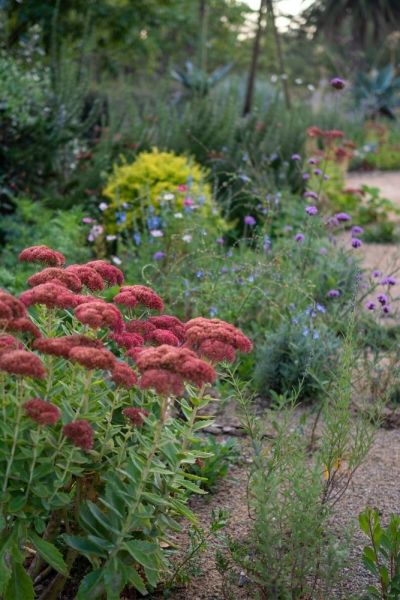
[185,317,253,363]
[135,345,216,395]
[19,245,65,267]
[85,260,124,286]
[148,315,185,342]
[122,406,148,426]
[34,335,103,359]
[65,265,105,292]
[0,350,46,379]
[0,291,27,319]
[111,362,137,388]
[69,346,116,371]
[125,319,156,336]
[147,329,180,346]
[63,420,94,451]
[20,283,78,309]
[4,318,41,339]
[109,331,144,349]
[24,398,60,425]
[0,335,23,356]
[307,126,344,140]
[74,301,123,332]
[113,285,164,312]
[28,268,83,293]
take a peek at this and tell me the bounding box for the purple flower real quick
[327,289,341,298]
[351,225,364,236]
[153,251,166,261]
[383,305,391,314]
[216,237,224,245]
[372,270,382,278]
[291,153,301,161]
[366,301,376,311]
[330,77,346,90]
[313,169,322,176]
[304,191,319,200]
[381,276,396,286]
[302,173,310,181]
[306,206,318,216]
[377,294,388,305]
[351,238,362,248]
[335,212,352,222]
[308,158,317,165]
[244,215,256,226]
[294,233,305,243]
[323,175,330,181]
[82,217,95,224]
[326,216,340,228]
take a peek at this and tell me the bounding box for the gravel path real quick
[166,171,400,600]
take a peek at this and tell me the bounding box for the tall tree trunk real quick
[243,0,266,116]
[198,0,208,72]
[265,0,291,110]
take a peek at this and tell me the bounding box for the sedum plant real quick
[0,244,252,599]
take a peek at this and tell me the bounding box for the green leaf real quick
[8,496,27,513]
[122,564,148,595]
[63,535,108,558]
[123,539,159,571]
[4,563,34,600]
[76,568,104,600]
[29,531,68,576]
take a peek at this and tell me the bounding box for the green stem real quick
[2,379,24,497]
[24,430,41,501]
[108,395,168,561]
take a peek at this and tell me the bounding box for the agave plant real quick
[171,60,233,96]
[354,64,400,119]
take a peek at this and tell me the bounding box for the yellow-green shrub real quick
[102,148,219,232]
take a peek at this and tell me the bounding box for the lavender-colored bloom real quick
[383,305,391,314]
[133,231,141,246]
[216,237,224,245]
[335,212,352,222]
[323,174,330,181]
[316,303,326,313]
[320,247,328,255]
[302,327,310,337]
[351,225,364,236]
[314,168,323,176]
[308,158,317,165]
[366,301,376,311]
[82,217,94,224]
[304,191,319,200]
[306,206,318,216]
[381,276,397,286]
[196,270,205,278]
[263,235,272,251]
[351,238,362,248]
[303,173,310,181]
[313,330,320,340]
[327,289,341,298]
[153,251,166,261]
[244,215,256,226]
[330,77,346,90]
[291,153,301,161]
[377,294,388,305]
[295,233,305,243]
[98,202,108,211]
[372,270,382,278]
[220,267,229,274]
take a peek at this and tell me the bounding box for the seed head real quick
[19,245,65,267]
[63,420,94,451]
[114,285,164,312]
[0,350,46,378]
[85,260,124,286]
[66,265,105,292]
[24,398,60,425]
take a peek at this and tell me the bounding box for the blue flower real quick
[196,270,205,278]
[316,303,326,314]
[133,231,141,246]
[313,331,320,340]
[147,216,161,230]
[116,211,126,224]
[209,306,218,317]
[302,327,309,337]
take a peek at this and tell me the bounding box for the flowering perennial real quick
[0,350,46,379]
[27,267,83,293]
[85,260,124,286]
[19,245,65,267]
[65,265,105,291]
[123,407,148,426]
[74,301,123,332]
[113,285,164,312]
[69,347,116,371]
[24,399,60,426]
[63,420,94,451]
[185,317,253,363]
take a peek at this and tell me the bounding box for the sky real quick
[243,0,313,28]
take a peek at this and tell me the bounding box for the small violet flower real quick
[335,212,351,222]
[294,233,305,243]
[377,294,388,305]
[381,276,396,286]
[351,225,364,236]
[304,191,319,200]
[153,251,166,261]
[291,153,301,161]
[244,215,256,226]
[351,238,362,248]
[327,289,341,298]
[306,206,318,216]
[366,301,376,311]
[330,77,346,90]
